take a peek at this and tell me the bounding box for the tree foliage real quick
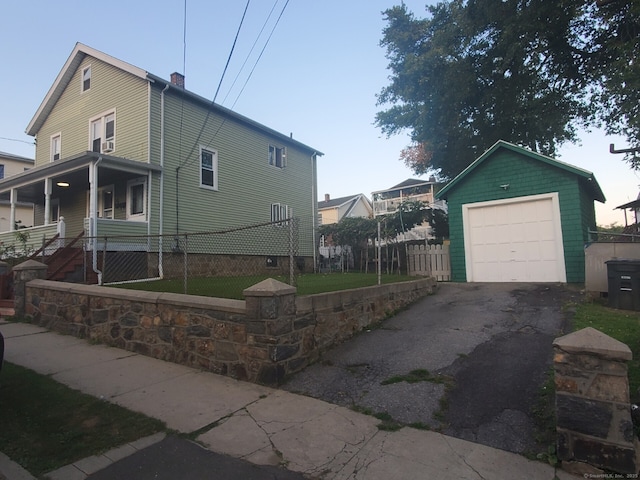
[376,0,640,179]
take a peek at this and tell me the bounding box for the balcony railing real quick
[373,193,447,216]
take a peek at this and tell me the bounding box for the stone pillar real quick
[553,327,639,475]
[243,278,297,385]
[12,260,48,317]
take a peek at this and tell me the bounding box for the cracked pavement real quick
[283,282,580,457]
[0,287,577,480]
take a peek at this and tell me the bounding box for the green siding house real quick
[0,43,322,281]
[435,141,605,283]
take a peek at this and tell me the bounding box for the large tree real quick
[377,0,639,179]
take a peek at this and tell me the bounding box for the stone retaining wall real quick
[16,264,435,385]
[554,327,639,475]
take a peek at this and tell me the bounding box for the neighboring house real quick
[435,140,605,283]
[0,151,34,232]
[372,178,447,240]
[317,193,372,225]
[0,43,322,278]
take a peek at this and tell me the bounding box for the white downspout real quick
[89,157,103,284]
[311,152,318,272]
[158,83,170,278]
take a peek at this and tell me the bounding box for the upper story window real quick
[90,111,115,153]
[82,66,91,92]
[0,164,4,180]
[51,133,61,161]
[268,145,286,168]
[200,146,218,190]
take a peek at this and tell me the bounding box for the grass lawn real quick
[0,362,165,477]
[572,300,640,401]
[116,272,417,299]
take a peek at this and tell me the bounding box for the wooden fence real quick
[406,244,451,281]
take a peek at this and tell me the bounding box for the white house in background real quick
[317,193,372,225]
[372,178,447,241]
[0,152,34,232]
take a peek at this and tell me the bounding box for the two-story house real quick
[0,43,322,281]
[372,178,447,240]
[0,152,34,233]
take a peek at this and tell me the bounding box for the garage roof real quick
[435,140,605,203]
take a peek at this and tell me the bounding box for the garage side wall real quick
[445,150,590,283]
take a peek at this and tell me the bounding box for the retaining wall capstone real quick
[16,262,435,385]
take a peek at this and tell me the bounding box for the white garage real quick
[462,193,567,282]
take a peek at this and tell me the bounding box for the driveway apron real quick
[283,282,580,455]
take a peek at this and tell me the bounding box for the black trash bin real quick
[606,259,640,311]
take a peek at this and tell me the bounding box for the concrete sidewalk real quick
[0,320,576,479]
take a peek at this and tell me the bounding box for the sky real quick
[0,0,637,227]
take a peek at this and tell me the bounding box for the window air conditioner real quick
[102,141,114,153]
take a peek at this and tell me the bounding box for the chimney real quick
[170,72,185,89]
[324,194,330,202]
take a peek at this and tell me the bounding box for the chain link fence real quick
[28,217,316,299]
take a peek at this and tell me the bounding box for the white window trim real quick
[199,146,219,191]
[268,145,286,168]
[82,65,91,93]
[88,109,116,153]
[271,203,291,226]
[127,177,147,220]
[97,185,115,219]
[50,133,61,162]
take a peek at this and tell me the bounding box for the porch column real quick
[9,188,16,231]
[44,178,52,226]
[88,161,98,237]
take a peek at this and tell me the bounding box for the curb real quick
[0,433,166,480]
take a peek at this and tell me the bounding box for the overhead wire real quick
[177,0,252,170]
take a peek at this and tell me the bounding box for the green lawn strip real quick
[0,362,165,477]
[572,302,640,400]
[116,272,417,300]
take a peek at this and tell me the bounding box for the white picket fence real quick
[406,244,451,281]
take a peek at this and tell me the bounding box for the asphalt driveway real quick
[282,282,581,455]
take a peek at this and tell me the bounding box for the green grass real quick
[116,272,417,300]
[381,368,454,386]
[572,301,640,400]
[0,362,165,477]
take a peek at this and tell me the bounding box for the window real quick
[97,186,114,219]
[268,145,286,168]
[271,203,291,226]
[200,147,218,190]
[51,133,61,161]
[127,178,146,219]
[0,164,4,180]
[90,111,115,153]
[82,66,91,92]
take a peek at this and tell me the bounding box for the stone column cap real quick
[553,327,632,361]
[243,278,296,297]
[13,259,48,271]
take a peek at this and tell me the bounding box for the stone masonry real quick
[14,261,435,386]
[553,327,639,475]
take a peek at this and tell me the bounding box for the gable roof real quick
[0,151,34,164]
[318,193,372,216]
[435,140,605,202]
[26,43,323,156]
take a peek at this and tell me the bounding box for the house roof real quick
[0,151,34,164]
[372,178,436,195]
[26,43,323,156]
[435,140,606,202]
[318,193,372,217]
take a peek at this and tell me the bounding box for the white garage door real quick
[462,193,566,282]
